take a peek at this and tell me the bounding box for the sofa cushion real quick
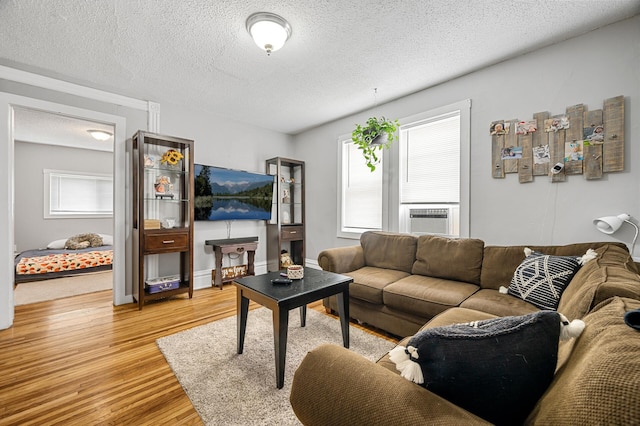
[389,311,570,426]
[480,242,624,290]
[557,244,640,319]
[412,235,484,284]
[526,297,640,425]
[346,266,411,305]
[361,231,417,273]
[505,249,585,310]
[460,288,539,317]
[383,275,479,319]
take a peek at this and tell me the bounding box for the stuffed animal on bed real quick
[64,233,104,250]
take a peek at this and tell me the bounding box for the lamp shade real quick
[246,12,291,55]
[593,213,630,234]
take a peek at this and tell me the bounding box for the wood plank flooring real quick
[0,285,397,425]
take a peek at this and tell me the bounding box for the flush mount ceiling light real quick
[246,12,292,55]
[87,130,113,141]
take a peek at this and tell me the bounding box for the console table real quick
[205,237,258,289]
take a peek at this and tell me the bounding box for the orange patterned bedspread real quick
[16,250,113,275]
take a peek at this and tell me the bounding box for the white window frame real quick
[336,133,388,239]
[395,99,471,238]
[44,169,113,219]
[337,99,470,240]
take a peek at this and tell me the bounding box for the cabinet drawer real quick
[144,231,189,252]
[281,226,304,241]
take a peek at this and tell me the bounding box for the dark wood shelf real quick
[132,131,194,309]
[266,157,305,272]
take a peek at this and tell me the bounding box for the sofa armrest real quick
[290,344,491,426]
[317,245,365,273]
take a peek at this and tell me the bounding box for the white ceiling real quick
[1,1,639,136]
[13,106,115,151]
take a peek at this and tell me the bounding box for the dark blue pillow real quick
[390,311,563,426]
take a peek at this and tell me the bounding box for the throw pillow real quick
[500,248,596,310]
[389,311,584,426]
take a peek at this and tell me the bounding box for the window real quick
[400,112,460,204]
[337,135,384,238]
[44,169,113,218]
[338,99,470,239]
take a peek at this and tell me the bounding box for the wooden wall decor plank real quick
[564,104,584,175]
[549,115,566,182]
[503,119,519,174]
[519,132,533,183]
[603,95,625,172]
[584,144,603,179]
[564,160,583,175]
[584,109,604,180]
[492,134,505,178]
[532,111,550,176]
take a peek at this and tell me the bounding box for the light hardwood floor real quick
[0,285,396,425]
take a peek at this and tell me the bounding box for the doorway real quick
[0,93,129,328]
[13,107,115,304]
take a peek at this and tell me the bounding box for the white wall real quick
[294,16,640,261]
[158,101,293,288]
[14,142,114,251]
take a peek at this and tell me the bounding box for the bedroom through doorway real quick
[13,107,115,305]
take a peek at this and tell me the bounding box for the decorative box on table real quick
[145,275,180,294]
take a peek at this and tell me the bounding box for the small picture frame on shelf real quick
[144,155,155,168]
[154,175,174,198]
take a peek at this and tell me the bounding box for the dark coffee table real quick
[233,267,352,389]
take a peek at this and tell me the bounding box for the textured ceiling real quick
[13,107,114,151]
[1,1,639,135]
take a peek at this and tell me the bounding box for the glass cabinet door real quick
[142,142,191,230]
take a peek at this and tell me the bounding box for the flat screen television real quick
[194,164,274,221]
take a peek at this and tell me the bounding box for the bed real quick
[14,234,114,283]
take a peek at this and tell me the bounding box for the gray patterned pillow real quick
[506,248,588,310]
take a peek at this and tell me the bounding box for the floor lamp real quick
[593,213,639,256]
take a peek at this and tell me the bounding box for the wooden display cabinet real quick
[265,157,305,272]
[131,131,194,309]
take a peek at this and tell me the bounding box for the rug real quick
[14,270,112,305]
[157,307,396,425]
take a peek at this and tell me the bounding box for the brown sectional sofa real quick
[318,231,638,337]
[290,231,640,425]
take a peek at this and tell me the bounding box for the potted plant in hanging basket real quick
[351,116,400,171]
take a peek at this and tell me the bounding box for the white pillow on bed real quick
[99,234,113,245]
[46,239,67,249]
[46,234,113,249]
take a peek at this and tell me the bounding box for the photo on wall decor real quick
[501,146,523,159]
[583,125,604,143]
[533,144,550,164]
[516,120,537,135]
[564,140,584,161]
[490,120,510,135]
[544,117,570,132]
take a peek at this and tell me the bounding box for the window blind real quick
[401,112,460,203]
[342,141,382,229]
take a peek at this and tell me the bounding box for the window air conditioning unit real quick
[405,205,459,236]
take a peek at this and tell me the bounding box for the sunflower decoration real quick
[160,149,184,166]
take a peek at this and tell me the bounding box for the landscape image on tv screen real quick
[194,164,274,221]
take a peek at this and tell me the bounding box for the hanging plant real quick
[351,116,400,171]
